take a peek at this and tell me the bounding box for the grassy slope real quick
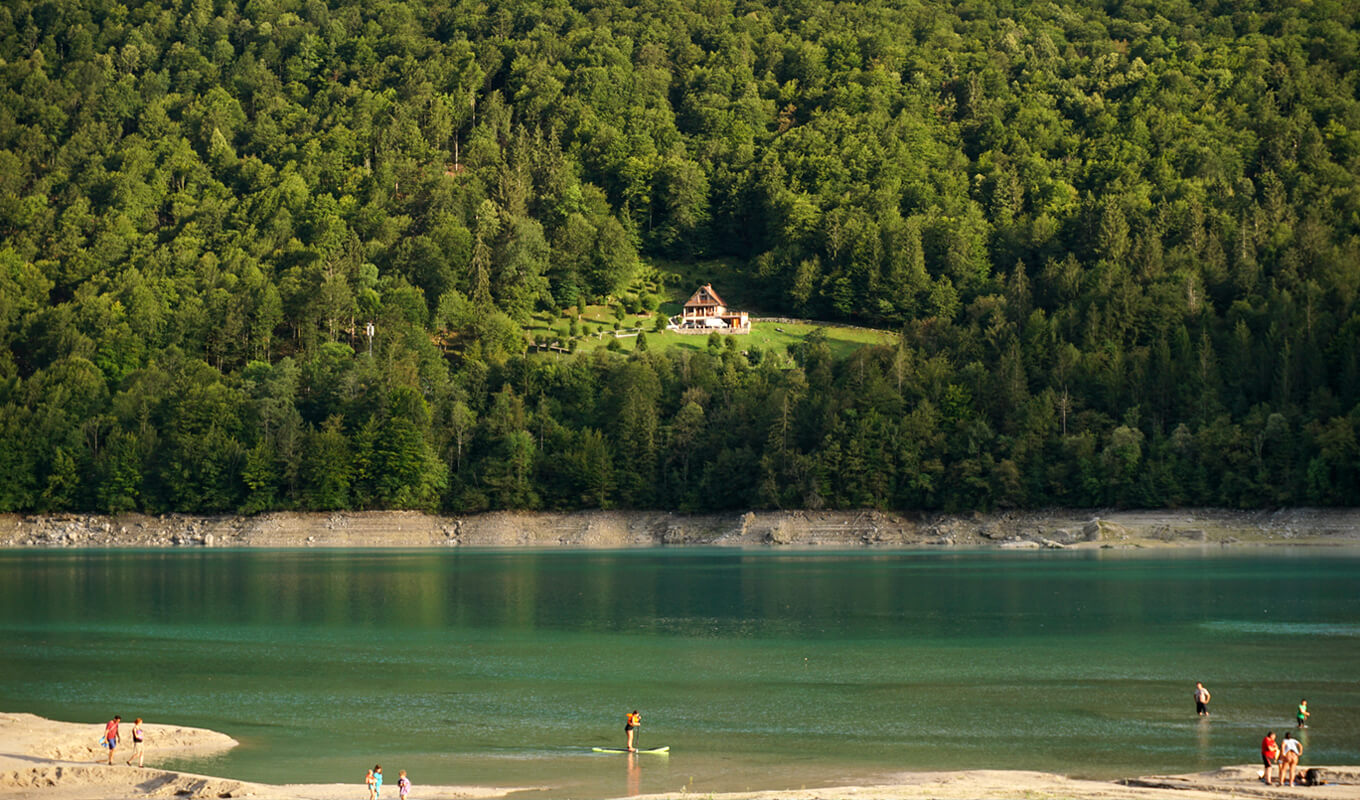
[524,259,897,360]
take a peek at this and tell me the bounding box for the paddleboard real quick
[592,746,670,753]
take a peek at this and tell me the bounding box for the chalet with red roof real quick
[673,284,750,334]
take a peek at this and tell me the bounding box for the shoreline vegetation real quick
[2,713,1359,800]
[3,508,1359,549]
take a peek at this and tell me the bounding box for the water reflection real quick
[1196,716,1211,763]
[0,548,1358,797]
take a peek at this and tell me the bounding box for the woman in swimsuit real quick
[125,718,145,767]
[1280,733,1303,786]
[624,710,641,752]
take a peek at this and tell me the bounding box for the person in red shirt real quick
[99,715,120,765]
[1261,731,1280,785]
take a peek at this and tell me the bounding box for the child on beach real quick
[374,765,384,799]
[398,769,411,799]
[1297,699,1309,728]
[365,767,376,800]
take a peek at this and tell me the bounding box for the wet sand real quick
[2,712,1358,800]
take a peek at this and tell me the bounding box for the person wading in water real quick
[1194,682,1211,716]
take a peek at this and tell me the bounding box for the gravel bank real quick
[2,508,1358,549]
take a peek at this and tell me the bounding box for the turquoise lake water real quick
[1,548,1358,797]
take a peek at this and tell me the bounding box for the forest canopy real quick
[1,0,1359,513]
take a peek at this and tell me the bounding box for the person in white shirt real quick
[1279,732,1303,786]
[1193,682,1211,716]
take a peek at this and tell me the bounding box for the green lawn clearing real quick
[539,319,895,360]
[523,260,896,360]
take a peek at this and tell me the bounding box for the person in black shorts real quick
[1261,731,1280,785]
[1194,682,1211,716]
[624,710,641,752]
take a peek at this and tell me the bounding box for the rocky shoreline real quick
[2,508,1358,549]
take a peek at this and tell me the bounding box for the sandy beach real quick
[0,713,525,800]
[2,712,1357,800]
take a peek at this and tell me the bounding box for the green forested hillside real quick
[2,0,1358,513]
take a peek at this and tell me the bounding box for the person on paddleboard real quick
[624,710,641,752]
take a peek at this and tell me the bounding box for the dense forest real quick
[2,0,1359,513]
